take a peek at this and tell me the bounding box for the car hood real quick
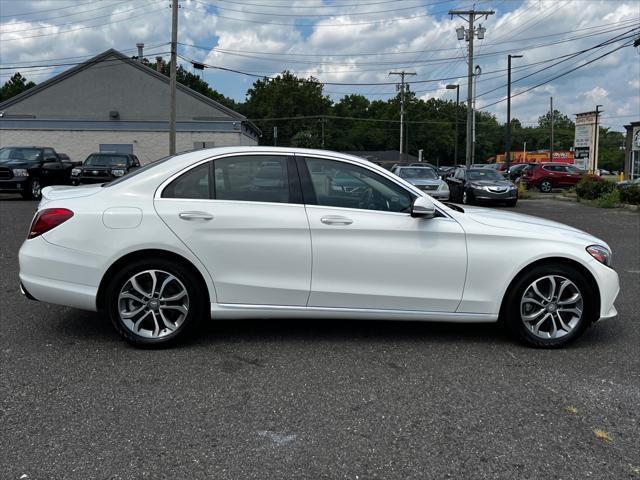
[406,178,441,186]
[461,206,607,246]
[469,179,513,187]
[0,159,38,168]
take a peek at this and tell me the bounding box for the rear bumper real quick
[19,235,103,311]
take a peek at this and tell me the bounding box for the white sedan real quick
[19,147,619,348]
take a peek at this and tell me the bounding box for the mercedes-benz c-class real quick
[19,147,619,348]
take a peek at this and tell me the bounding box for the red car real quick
[522,163,585,193]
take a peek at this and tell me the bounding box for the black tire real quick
[539,179,553,193]
[505,199,517,207]
[104,257,205,348]
[21,177,42,200]
[502,263,597,348]
[462,189,474,205]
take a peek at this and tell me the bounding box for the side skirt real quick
[211,303,498,323]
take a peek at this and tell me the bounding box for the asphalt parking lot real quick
[1,196,638,480]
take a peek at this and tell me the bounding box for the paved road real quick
[1,196,638,480]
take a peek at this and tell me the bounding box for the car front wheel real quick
[539,180,553,193]
[21,177,42,200]
[104,258,204,347]
[503,263,596,348]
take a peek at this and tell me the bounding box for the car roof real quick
[2,146,45,149]
[88,152,131,156]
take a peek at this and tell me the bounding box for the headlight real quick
[586,245,612,266]
[438,182,449,190]
[470,182,482,189]
[12,168,29,177]
[71,168,81,176]
[111,169,125,177]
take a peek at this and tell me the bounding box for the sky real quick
[1,0,639,131]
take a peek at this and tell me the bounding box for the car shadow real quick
[55,309,619,351]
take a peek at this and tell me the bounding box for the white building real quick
[0,49,259,163]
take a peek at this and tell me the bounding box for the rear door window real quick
[213,155,291,203]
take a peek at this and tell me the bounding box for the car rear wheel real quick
[503,263,596,348]
[462,190,474,205]
[104,258,204,347]
[21,177,42,200]
[539,180,553,193]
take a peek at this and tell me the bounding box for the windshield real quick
[468,169,504,181]
[398,167,437,179]
[84,154,129,167]
[0,147,41,161]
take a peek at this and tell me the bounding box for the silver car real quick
[392,166,450,200]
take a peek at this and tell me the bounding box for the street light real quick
[446,84,460,165]
[505,54,523,172]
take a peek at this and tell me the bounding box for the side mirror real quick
[411,196,436,219]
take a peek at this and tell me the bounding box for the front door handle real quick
[179,211,214,221]
[321,215,353,225]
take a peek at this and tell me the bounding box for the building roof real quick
[0,48,259,136]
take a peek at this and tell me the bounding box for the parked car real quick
[446,167,518,206]
[617,177,640,187]
[393,166,449,200]
[504,163,534,183]
[19,147,618,349]
[71,152,140,185]
[522,163,585,193]
[0,146,75,199]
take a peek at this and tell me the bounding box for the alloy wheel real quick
[540,181,552,193]
[520,275,583,339]
[31,179,41,199]
[118,269,189,339]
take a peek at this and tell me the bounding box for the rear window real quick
[103,155,175,187]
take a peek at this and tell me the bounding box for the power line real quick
[0,0,102,19]
[0,0,130,26]
[0,3,167,42]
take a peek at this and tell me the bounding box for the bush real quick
[619,184,640,205]
[575,177,616,200]
[596,189,620,208]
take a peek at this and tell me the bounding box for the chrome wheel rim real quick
[462,191,468,204]
[32,179,41,198]
[118,269,189,338]
[541,181,551,192]
[520,275,583,339]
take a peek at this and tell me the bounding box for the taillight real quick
[28,208,74,239]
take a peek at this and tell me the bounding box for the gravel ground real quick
[0,195,638,480]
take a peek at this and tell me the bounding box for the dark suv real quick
[71,152,140,185]
[0,146,77,199]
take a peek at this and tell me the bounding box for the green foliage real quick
[575,177,616,200]
[244,71,332,147]
[0,72,36,102]
[290,130,320,148]
[619,185,640,205]
[538,109,575,130]
[596,188,620,208]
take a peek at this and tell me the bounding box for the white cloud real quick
[1,0,639,130]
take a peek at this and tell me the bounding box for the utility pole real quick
[320,116,325,148]
[505,54,522,171]
[390,70,416,163]
[446,84,460,165]
[549,97,554,162]
[594,104,602,172]
[449,7,495,168]
[169,1,179,155]
[472,65,481,166]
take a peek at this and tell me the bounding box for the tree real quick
[538,109,575,130]
[0,73,36,102]
[243,71,332,146]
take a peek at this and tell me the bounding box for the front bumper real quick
[588,258,620,321]
[0,177,28,192]
[471,187,517,201]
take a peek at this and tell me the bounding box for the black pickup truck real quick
[0,146,80,199]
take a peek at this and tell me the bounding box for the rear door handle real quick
[321,215,353,225]
[179,211,214,221]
